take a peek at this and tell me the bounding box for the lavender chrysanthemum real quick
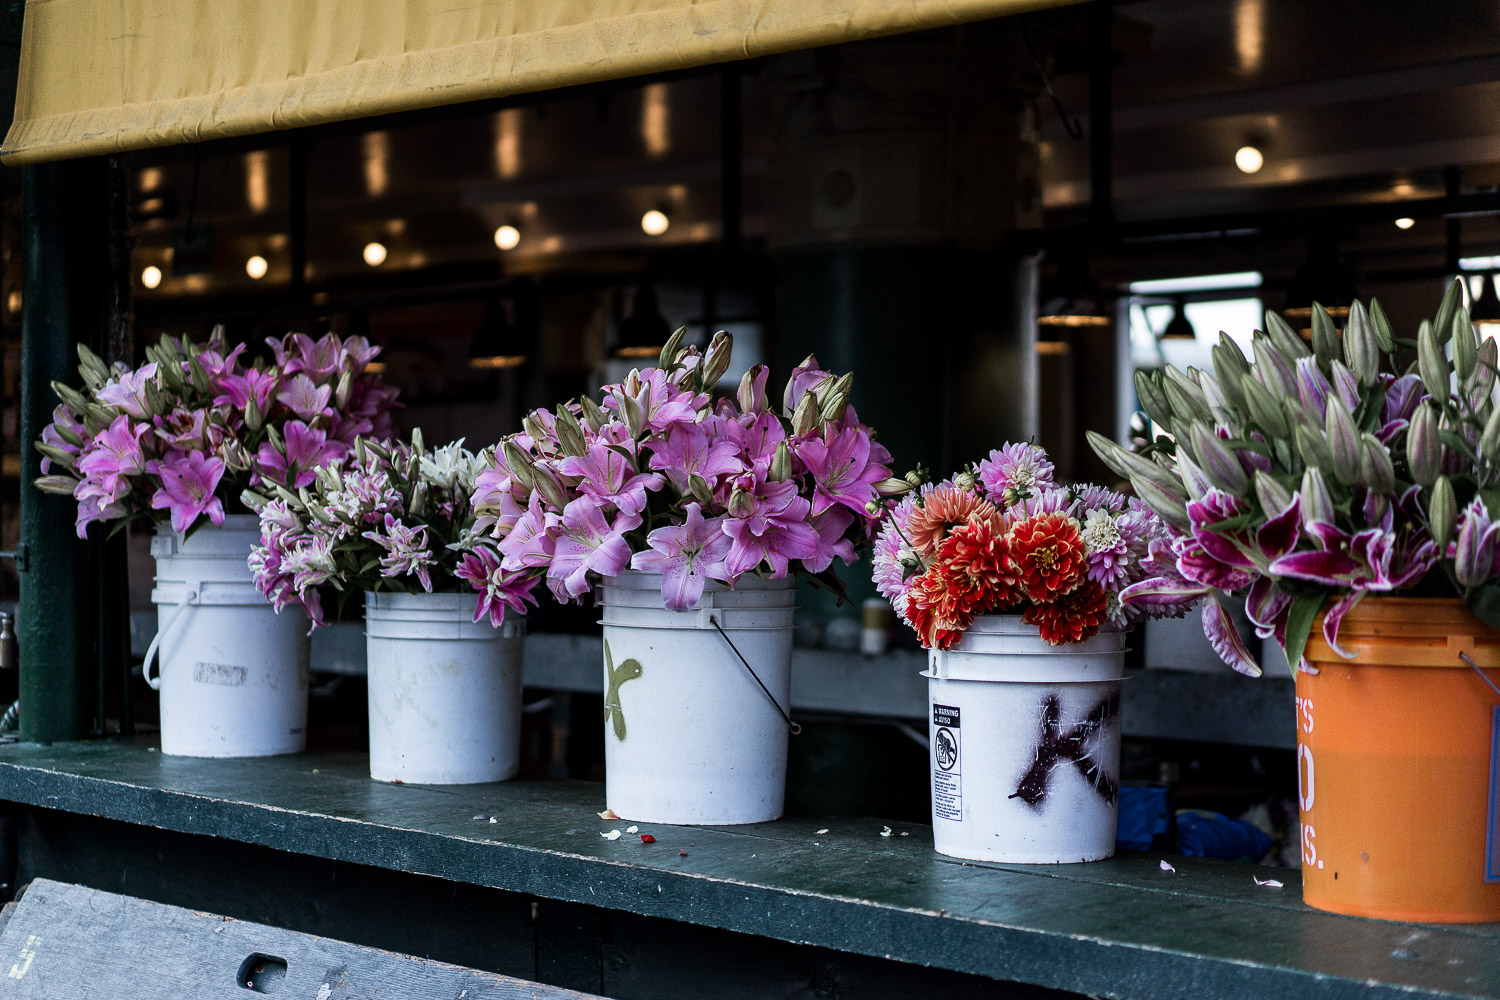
[976,442,1055,501]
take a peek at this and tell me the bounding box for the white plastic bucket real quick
[597,570,796,825]
[365,591,525,784]
[145,515,310,758]
[925,615,1126,864]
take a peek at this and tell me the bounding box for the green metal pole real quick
[18,159,106,742]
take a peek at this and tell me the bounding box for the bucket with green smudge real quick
[597,570,796,825]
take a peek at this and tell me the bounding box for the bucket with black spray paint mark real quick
[925,615,1125,864]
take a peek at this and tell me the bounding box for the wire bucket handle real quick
[1460,651,1500,699]
[708,614,801,735]
[141,581,200,691]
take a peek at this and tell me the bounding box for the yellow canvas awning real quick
[4,0,1076,165]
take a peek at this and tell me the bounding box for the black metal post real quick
[19,158,112,742]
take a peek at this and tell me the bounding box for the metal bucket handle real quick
[707,613,801,735]
[1460,651,1500,699]
[141,580,200,691]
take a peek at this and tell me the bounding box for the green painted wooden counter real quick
[0,738,1495,1000]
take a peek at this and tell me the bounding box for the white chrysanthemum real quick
[1080,507,1121,554]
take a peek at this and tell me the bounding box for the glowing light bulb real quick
[494,225,521,251]
[1235,145,1264,174]
[141,266,162,289]
[363,242,387,267]
[1395,217,1415,230]
[245,255,268,279]
[641,209,670,236]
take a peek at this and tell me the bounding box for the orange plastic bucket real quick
[1299,597,1500,922]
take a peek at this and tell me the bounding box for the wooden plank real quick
[0,878,601,998]
[0,739,1496,1000]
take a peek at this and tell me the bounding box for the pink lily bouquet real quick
[247,433,531,629]
[1089,282,1500,675]
[469,329,905,611]
[34,327,399,538]
[871,443,1192,650]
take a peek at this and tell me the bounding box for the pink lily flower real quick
[96,363,159,418]
[76,415,150,493]
[548,498,641,599]
[214,368,279,412]
[630,502,733,610]
[456,547,540,626]
[277,373,334,421]
[153,407,211,452]
[150,451,227,534]
[361,514,437,591]
[556,442,665,517]
[726,412,787,478]
[796,423,889,517]
[722,476,820,578]
[73,480,129,539]
[605,369,707,433]
[804,506,857,574]
[646,420,744,494]
[255,420,344,489]
[498,494,562,571]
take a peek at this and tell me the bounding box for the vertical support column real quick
[19,158,111,742]
[766,25,1042,614]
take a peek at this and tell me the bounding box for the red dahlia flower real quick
[1009,512,1088,602]
[904,563,984,649]
[936,517,1022,613]
[1022,579,1108,645]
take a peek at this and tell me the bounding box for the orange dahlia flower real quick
[905,486,1003,556]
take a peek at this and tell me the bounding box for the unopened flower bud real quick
[728,486,754,518]
[865,500,881,516]
[1430,475,1458,552]
[533,466,571,512]
[702,331,734,386]
[579,394,608,432]
[768,441,792,482]
[620,393,646,439]
[1407,401,1442,488]
[1189,423,1249,495]
[818,391,849,425]
[501,440,536,489]
[245,393,264,432]
[657,326,687,371]
[1253,470,1293,515]
[953,471,977,491]
[737,365,768,414]
[875,477,912,497]
[792,393,819,436]
[1324,401,1362,485]
[1418,319,1451,403]
[1481,403,1500,466]
[34,474,79,496]
[1300,468,1335,528]
[1360,434,1395,495]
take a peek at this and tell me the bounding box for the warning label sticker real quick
[932,703,962,822]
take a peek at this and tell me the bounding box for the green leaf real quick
[1282,593,1325,672]
[1440,430,1479,464]
[1466,584,1500,632]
